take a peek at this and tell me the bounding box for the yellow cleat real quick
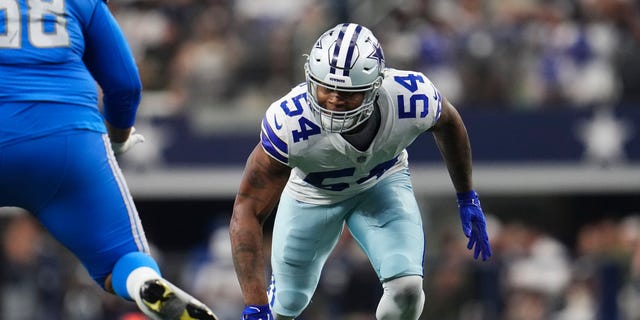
[139,279,218,320]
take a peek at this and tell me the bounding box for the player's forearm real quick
[433,116,473,193]
[230,145,289,305]
[229,211,270,305]
[105,122,132,143]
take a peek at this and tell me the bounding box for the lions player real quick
[0,1,216,319]
[230,23,492,319]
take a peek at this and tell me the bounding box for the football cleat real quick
[138,279,218,320]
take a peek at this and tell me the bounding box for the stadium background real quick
[1,0,639,319]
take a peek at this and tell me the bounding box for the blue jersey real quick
[0,0,150,291]
[0,0,141,146]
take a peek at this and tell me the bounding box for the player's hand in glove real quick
[457,190,492,261]
[110,127,145,155]
[242,304,273,320]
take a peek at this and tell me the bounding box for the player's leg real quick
[109,251,218,320]
[347,170,425,320]
[269,193,349,319]
[0,134,69,210]
[32,131,217,320]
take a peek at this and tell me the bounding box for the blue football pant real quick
[269,170,425,317]
[0,130,150,287]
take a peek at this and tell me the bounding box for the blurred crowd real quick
[2,204,640,320]
[108,0,640,126]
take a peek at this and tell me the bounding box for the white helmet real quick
[305,23,385,133]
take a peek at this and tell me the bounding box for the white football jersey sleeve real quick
[260,69,443,204]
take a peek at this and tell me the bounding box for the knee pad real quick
[273,290,310,318]
[376,275,425,320]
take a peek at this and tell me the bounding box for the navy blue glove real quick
[457,190,492,261]
[242,304,273,320]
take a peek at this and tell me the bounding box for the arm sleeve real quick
[83,2,141,128]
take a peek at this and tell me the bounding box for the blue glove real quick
[242,304,273,320]
[457,190,492,261]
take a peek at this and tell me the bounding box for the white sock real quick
[126,266,161,304]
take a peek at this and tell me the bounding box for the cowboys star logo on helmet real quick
[367,38,385,66]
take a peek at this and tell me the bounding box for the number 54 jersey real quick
[261,68,443,205]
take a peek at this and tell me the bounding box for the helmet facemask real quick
[304,23,385,133]
[305,64,382,133]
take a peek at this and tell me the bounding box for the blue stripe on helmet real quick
[342,24,362,77]
[329,23,349,75]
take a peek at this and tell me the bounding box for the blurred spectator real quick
[110,0,177,90]
[0,211,67,320]
[320,230,382,319]
[422,228,478,320]
[168,3,243,114]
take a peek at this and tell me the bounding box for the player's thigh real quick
[0,135,67,209]
[270,193,346,305]
[36,132,149,282]
[347,170,425,281]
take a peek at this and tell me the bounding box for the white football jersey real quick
[260,68,443,204]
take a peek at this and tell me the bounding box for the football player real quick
[230,23,492,320]
[0,0,216,319]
